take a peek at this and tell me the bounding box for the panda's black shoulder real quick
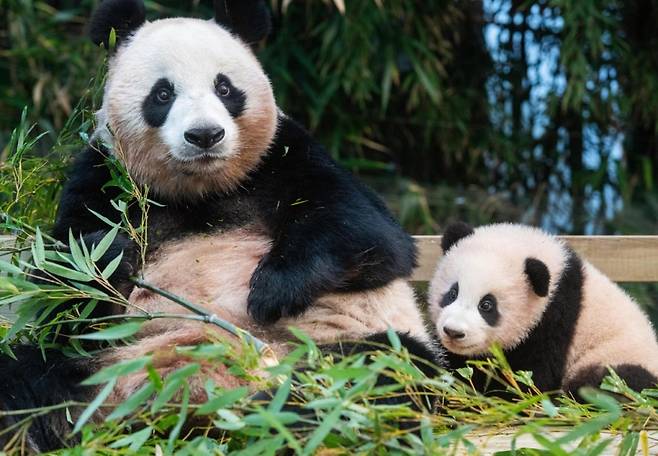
[254,115,401,220]
[259,115,347,177]
[252,115,416,274]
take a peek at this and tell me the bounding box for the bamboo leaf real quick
[268,377,291,413]
[304,403,344,455]
[87,208,120,230]
[0,260,23,275]
[151,363,200,413]
[195,386,249,415]
[146,363,164,392]
[3,304,36,341]
[166,383,189,454]
[213,409,245,431]
[91,226,119,262]
[101,252,123,279]
[42,261,93,282]
[73,378,116,434]
[109,426,152,452]
[107,382,155,421]
[386,327,401,351]
[73,321,142,341]
[83,356,151,385]
[68,229,90,274]
[33,227,45,265]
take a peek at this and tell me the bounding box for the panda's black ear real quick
[214,0,271,47]
[441,222,474,253]
[524,257,550,297]
[89,0,146,49]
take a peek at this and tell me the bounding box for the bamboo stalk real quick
[130,277,269,354]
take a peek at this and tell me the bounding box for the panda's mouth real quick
[191,153,225,163]
[441,338,480,354]
[173,151,227,172]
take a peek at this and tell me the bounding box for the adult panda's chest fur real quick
[126,190,273,334]
[128,227,273,336]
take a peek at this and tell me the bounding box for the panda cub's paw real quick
[247,260,313,324]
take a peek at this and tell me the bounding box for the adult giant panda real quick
[428,222,658,397]
[0,0,441,450]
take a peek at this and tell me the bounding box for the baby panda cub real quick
[428,222,658,397]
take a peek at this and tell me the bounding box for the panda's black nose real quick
[184,127,225,149]
[443,326,465,340]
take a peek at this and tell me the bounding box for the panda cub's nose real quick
[184,127,225,149]
[443,326,465,340]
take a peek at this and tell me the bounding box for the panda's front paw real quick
[247,261,313,325]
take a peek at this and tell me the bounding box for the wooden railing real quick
[412,235,658,283]
[3,235,658,283]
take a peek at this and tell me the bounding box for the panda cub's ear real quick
[524,257,550,297]
[441,222,475,253]
[214,0,271,47]
[89,0,146,49]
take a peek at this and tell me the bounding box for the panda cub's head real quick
[91,0,277,198]
[428,222,568,356]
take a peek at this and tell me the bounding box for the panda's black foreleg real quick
[246,217,416,325]
[564,364,658,400]
[0,346,95,453]
[247,249,341,327]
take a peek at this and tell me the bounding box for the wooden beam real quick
[413,235,658,283]
[3,234,658,283]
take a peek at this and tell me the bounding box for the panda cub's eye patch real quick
[478,294,500,326]
[143,78,176,128]
[440,282,459,307]
[214,73,247,118]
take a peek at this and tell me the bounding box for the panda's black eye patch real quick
[478,294,499,326]
[440,282,459,307]
[214,73,246,118]
[143,78,176,128]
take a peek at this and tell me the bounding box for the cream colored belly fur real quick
[563,263,658,386]
[104,230,429,401]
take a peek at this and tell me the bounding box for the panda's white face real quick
[95,18,277,198]
[428,224,565,356]
[429,251,529,355]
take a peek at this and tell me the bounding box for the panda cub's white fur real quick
[428,223,658,395]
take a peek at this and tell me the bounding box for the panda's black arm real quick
[248,120,416,324]
[46,145,140,305]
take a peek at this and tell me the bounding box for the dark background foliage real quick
[1,0,656,317]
